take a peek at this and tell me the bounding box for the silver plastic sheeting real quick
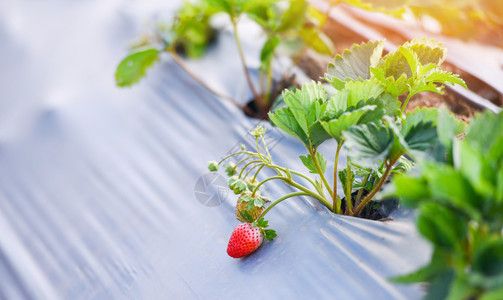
[0,0,431,299]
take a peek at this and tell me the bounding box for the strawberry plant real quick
[390,110,503,299]
[115,0,335,117]
[211,38,468,258]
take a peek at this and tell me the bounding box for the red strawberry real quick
[226,218,277,258]
[227,222,263,258]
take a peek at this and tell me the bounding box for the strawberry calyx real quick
[254,217,277,241]
[236,193,270,222]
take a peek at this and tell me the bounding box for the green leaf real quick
[344,79,386,107]
[115,48,160,87]
[371,67,409,97]
[238,210,254,223]
[269,107,309,145]
[306,4,327,27]
[400,107,440,160]
[406,38,447,66]
[466,111,503,158]
[321,105,376,142]
[232,179,248,194]
[392,173,430,207]
[299,26,334,56]
[424,270,455,300]
[379,48,415,79]
[260,35,280,70]
[437,106,465,162]
[417,202,467,249]
[263,229,277,241]
[472,237,503,278]
[256,217,268,228]
[421,163,481,217]
[324,41,384,90]
[403,121,438,158]
[456,140,495,199]
[275,0,307,31]
[338,168,355,197]
[270,82,331,148]
[402,107,438,136]
[480,287,503,300]
[203,0,232,14]
[343,123,394,168]
[379,38,446,80]
[299,152,326,174]
[424,68,467,90]
[284,81,325,136]
[392,249,449,283]
[446,275,478,300]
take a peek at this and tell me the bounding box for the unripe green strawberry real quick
[236,200,263,221]
[235,194,267,221]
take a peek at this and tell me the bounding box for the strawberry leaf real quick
[324,41,384,90]
[299,26,334,56]
[299,152,327,174]
[338,168,355,198]
[263,229,277,241]
[275,0,307,32]
[343,123,395,168]
[321,105,376,143]
[116,48,160,87]
[417,202,467,250]
[269,82,331,148]
[256,217,269,228]
[238,210,254,223]
[232,179,248,194]
[260,35,280,71]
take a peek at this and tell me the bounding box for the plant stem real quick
[217,151,257,165]
[345,157,353,215]
[286,177,332,210]
[264,63,273,105]
[243,162,264,180]
[352,160,395,216]
[239,160,262,179]
[169,49,253,115]
[259,192,309,219]
[332,142,343,214]
[354,174,369,209]
[400,91,415,115]
[251,174,332,210]
[234,156,254,171]
[260,135,272,160]
[230,16,267,113]
[252,164,265,181]
[252,176,285,197]
[309,148,333,199]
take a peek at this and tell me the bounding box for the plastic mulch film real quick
[0,0,431,299]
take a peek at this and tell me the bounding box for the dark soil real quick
[340,190,399,221]
[244,74,299,119]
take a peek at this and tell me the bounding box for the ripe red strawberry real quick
[227,222,263,258]
[227,218,277,258]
